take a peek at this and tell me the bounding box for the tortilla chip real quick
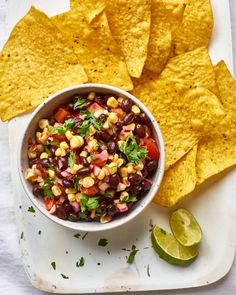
[153,145,197,207]
[160,47,219,95]
[132,78,225,170]
[106,0,151,78]
[172,0,213,55]
[70,0,106,23]
[196,61,236,184]
[0,7,87,122]
[52,10,133,91]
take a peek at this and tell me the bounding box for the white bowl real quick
[18,84,165,232]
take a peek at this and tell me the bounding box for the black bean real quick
[141,179,152,192]
[63,203,72,212]
[54,166,62,178]
[40,158,50,169]
[108,142,118,154]
[115,121,124,131]
[56,205,68,220]
[77,167,91,176]
[98,143,107,152]
[62,179,74,188]
[32,184,43,198]
[118,152,127,165]
[67,103,74,111]
[142,166,148,178]
[49,117,56,126]
[100,131,111,142]
[121,98,133,112]
[59,157,68,170]
[29,158,39,167]
[137,113,150,124]
[81,156,89,167]
[98,114,107,123]
[100,201,107,212]
[72,117,83,130]
[68,212,79,222]
[50,145,57,154]
[107,204,117,216]
[128,186,141,196]
[109,173,120,187]
[95,95,107,108]
[146,160,158,174]
[124,112,135,125]
[135,124,146,138]
[128,173,142,185]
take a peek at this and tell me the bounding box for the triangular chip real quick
[106,0,151,78]
[70,0,106,23]
[160,47,219,95]
[153,145,197,207]
[132,78,225,170]
[0,7,87,121]
[196,61,236,184]
[172,0,213,55]
[52,10,133,91]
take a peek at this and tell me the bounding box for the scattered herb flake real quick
[61,273,69,279]
[98,238,108,247]
[66,251,69,254]
[73,233,81,239]
[82,232,88,240]
[107,250,110,255]
[74,97,87,110]
[52,119,74,135]
[127,246,138,264]
[160,228,166,235]
[147,264,150,277]
[68,151,76,168]
[97,262,101,266]
[38,230,42,235]
[74,176,80,191]
[51,262,56,270]
[119,136,147,164]
[20,232,24,239]
[76,257,85,267]
[28,206,35,213]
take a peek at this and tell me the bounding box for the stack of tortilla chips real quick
[0,0,235,207]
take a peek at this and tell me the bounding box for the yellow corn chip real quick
[196,61,236,184]
[52,10,133,91]
[153,145,197,207]
[70,0,106,23]
[0,7,87,121]
[172,0,213,55]
[160,47,218,95]
[106,0,151,78]
[132,78,225,170]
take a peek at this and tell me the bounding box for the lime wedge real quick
[170,208,202,247]
[151,226,198,265]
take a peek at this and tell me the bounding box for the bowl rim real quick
[18,83,165,232]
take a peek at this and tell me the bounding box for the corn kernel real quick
[136,163,144,171]
[70,136,84,149]
[55,147,66,157]
[117,182,126,192]
[88,91,95,100]
[80,150,88,157]
[38,119,49,130]
[65,188,77,194]
[25,169,37,182]
[68,193,76,202]
[88,139,99,151]
[60,141,69,149]
[127,165,135,173]
[40,152,48,159]
[131,105,141,115]
[65,130,74,140]
[108,112,118,124]
[118,97,123,104]
[89,125,96,136]
[36,130,49,143]
[107,96,119,108]
[97,169,105,180]
[125,123,135,131]
[75,193,83,202]
[52,185,62,196]
[106,162,118,174]
[116,159,124,167]
[113,154,119,162]
[120,191,129,202]
[103,120,110,129]
[119,167,128,178]
[28,150,37,159]
[82,176,95,188]
[70,164,81,174]
[48,170,55,178]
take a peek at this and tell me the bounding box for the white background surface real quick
[0,0,235,294]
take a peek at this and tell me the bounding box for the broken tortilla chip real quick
[196,61,236,184]
[0,7,87,121]
[172,0,213,55]
[153,145,197,207]
[106,0,151,78]
[52,10,133,91]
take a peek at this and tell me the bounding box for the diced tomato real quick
[145,138,160,160]
[44,198,55,211]
[76,154,81,164]
[92,153,107,167]
[112,107,125,118]
[54,107,71,123]
[88,102,104,113]
[81,185,99,197]
[36,163,49,179]
[52,134,66,142]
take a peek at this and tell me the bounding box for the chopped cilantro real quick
[44,145,51,155]
[76,257,85,267]
[82,232,88,240]
[38,230,42,235]
[68,151,76,168]
[77,110,102,137]
[47,163,54,170]
[40,178,54,198]
[73,233,81,239]
[74,97,87,110]
[51,262,56,270]
[127,246,138,264]
[74,176,80,191]
[80,195,99,212]
[119,136,147,164]
[120,194,137,203]
[28,206,35,213]
[98,238,108,247]
[46,140,60,147]
[52,119,74,135]
[61,273,69,279]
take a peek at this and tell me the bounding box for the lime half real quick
[151,226,198,265]
[170,208,202,247]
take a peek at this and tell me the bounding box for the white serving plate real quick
[5,0,236,293]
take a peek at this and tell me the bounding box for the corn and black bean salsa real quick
[25,92,160,223]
